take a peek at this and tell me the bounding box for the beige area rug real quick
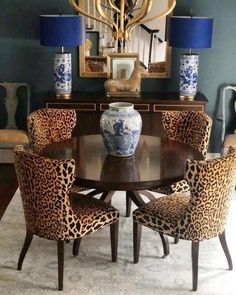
[0,189,236,295]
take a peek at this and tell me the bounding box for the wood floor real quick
[0,164,18,220]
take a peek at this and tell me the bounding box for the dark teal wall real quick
[168,0,236,152]
[1,0,236,152]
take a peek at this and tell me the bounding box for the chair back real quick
[14,146,78,241]
[162,111,212,158]
[0,82,30,130]
[178,147,236,241]
[27,108,76,153]
[0,82,30,163]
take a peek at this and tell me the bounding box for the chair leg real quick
[159,233,169,257]
[219,231,233,270]
[86,189,102,197]
[126,192,132,217]
[174,236,179,244]
[191,241,199,291]
[133,220,142,263]
[57,241,64,291]
[110,221,119,262]
[17,231,33,270]
[73,238,82,256]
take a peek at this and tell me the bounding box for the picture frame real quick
[107,53,139,79]
[85,31,99,56]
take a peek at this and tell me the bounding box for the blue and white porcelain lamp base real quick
[53,52,72,99]
[179,53,199,101]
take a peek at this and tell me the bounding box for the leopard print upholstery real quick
[151,179,190,195]
[152,111,212,195]
[148,62,166,73]
[161,111,212,157]
[14,146,119,241]
[27,108,77,154]
[27,108,92,193]
[133,148,236,241]
[85,60,105,72]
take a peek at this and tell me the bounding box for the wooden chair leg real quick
[133,220,142,263]
[57,241,64,291]
[174,236,179,244]
[17,231,33,270]
[126,192,132,217]
[100,191,115,203]
[159,233,169,257]
[219,231,233,270]
[73,238,82,256]
[110,221,119,262]
[86,189,102,197]
[191,241,199,291]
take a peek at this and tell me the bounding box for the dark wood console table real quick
[45,92,207,136]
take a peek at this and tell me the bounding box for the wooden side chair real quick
[133,147,236,291]
[126,111,212,217]
[0,82,30,163]
[218,85,236,154]
[14,145,119,291]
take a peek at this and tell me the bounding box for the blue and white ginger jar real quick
[100,102,142,157]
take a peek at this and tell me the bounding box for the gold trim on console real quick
[153,104,204,112]
[46,102,97,111]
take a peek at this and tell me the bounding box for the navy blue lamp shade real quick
[169,16,213,99]
[39,15,83,98]
[40,15,83,47]
[169,16,213,49]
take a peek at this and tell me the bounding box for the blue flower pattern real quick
[180,56,199,97]
[100,106,142,157]
[54,64,71,85]
[54,56,71,94]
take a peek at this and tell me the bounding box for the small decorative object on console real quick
[104,65,148,98]
[100,102,142,157]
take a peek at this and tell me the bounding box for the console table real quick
[45,92,207,136]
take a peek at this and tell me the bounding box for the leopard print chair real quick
[133,147,236,291]
[153,110,212,194]
[126,111,212,218]
[14,146,119,291]
[27,108,93,194]
[27,108,76,154]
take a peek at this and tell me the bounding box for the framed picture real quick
[85,31,99,56]
[107,53,139,79]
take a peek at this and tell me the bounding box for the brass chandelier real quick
[69,0,176,42]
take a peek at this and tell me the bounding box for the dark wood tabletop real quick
[40,134,203,192]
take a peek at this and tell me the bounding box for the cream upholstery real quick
[0,82,30,163]
[223,134,236,154]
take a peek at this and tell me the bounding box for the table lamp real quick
[40,15,83,99]
[169,16,213,100]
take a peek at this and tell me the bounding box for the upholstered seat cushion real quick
[224,134,236,148]
[0,129,29,148]
[133,193,190,237]
[70,185,91,193]
[152,180,191,195]
[70,193,119,237]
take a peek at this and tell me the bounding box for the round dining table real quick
[40,134,203,256]
[40,134,203,204]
